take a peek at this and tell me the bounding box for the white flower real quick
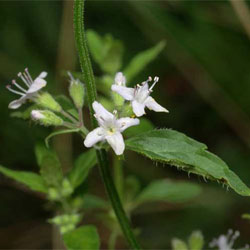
[111,76,169,117]
[84,101,140,155]
[31,110,45,120]
[209,230,240,250]
[7,68,47,109]
[114,72,126,86]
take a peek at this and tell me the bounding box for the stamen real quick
[149,76,159,92]
[12,80,27,93]
[24,68,33,85]
[6,85,24,96]
[18,72,31,87]
[67,71,74,81]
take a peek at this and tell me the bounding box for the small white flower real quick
[84,101,140,155]
[111,76,169,117]
[114,72,126,86]
[209,230,240,250]
[31,110,45,120]
[7,68,47,109]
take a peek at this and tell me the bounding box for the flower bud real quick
[68,72,84,108]
[61,178,73,197]
[48,187,60,201]
[37,92,62,112]
[31,110,64,126]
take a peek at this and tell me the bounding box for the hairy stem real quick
[73,0,141,249]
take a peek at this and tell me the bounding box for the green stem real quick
[114,156,124,200]
[108,230,118,250]
[73,0,141,249]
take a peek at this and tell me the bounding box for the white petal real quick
[38,71,48,78]
[8,96,27,109]
[106,132,125,155]
[111,85,134,101]
[31,110,45,120]
[145,96,169,113]
[84,127,105,148]
[27,78,47,93]
[117,117,140,132]
[114,72,126,86]
[92,101,114,121]
[132,100,146,117]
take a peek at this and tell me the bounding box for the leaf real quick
[124,118,154,137]
[63,225,100,250]
[242,213,250,220]
[68,149,97,189]
[136,179,201,205]
[45,128,80,148]
[87,30,124,74]
[35,143,63,187]
[82,194,109,210]
[124,40,166,82]
[0,165,47,193]
[55,95,78,119]
[126,129,250,196]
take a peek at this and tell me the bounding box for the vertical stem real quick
[114,156,124,200]
[73,0,141,249]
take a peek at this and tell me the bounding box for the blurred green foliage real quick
[1,0,250,249]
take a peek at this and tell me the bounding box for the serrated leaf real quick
[63,225,100,250]
[136,179,201,205]
[124,40,166,82]
[0,165,47,193]
[68,149,97,189]
[126,129,250,196]
[35,143,63,187]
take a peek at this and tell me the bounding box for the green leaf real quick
[82,194,109,210]
[45,128,80,148]
[188,231,204,250]
[63,225,100,250]
[242,213,250,220]
[0,165,47,193]
[126,129,250,196]
[136,179,201,205]
[68,149,97,189]
[124,118,154,137]
[55,95,78,119]
[124,40,166,82]
[87,30,124,74]
[35,143,63,187]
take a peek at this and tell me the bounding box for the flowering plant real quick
[1,0,250,249]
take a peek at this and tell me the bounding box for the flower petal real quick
[145,96,169,113]
[84,127,105,148]
[27,78,47,93]
[38,71,48,79]
[92,101,114,121]
[114,72,126,86]
[117,117,140,132]
[106,132,125,155]
[132,100,146,117]
[8,96,27,109]
[111,85,134,101]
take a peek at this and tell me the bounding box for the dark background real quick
[0,0,250,249]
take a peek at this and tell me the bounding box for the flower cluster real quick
[7,70,168,155]
[84,72,168,155]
